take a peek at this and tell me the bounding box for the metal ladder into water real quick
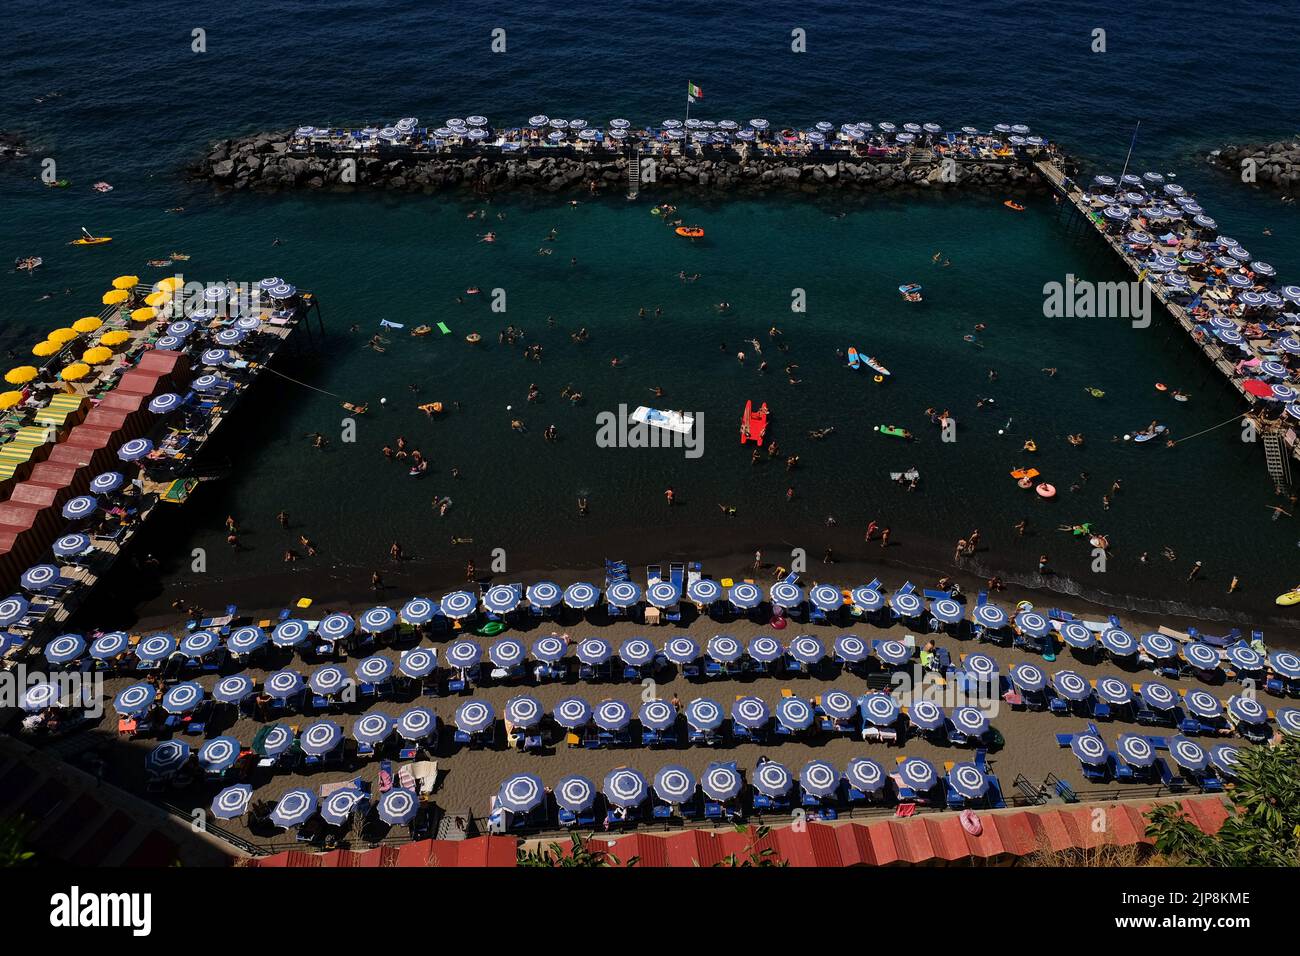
[1263,429,1292,493]
[627,149,640,200]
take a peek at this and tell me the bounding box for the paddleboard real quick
[1130,425,1167,443]
[864,356,890,376]
[875,425,911,440]
[70,236,112,245]
[1276,588,1300,606]
[437,322,451,335]
[846,347,861,370]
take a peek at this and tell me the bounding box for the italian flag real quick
[687,82,702,102]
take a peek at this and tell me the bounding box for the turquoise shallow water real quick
[3,0,1300,616]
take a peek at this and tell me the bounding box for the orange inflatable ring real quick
[675,226,705,238]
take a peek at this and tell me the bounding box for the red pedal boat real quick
[740,400,769,446]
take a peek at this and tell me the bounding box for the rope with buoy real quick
[258,363,346,400]
[1168,412,1249,446]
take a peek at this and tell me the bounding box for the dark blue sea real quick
[3,0,1300,621]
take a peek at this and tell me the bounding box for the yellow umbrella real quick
[0,391,25,410]
[72,316,103,334]
[144,291,170,307]
[154,276,183,293]
[82,347,113,365]
[60,363,91,382]
[130,307,157,323]
[5,367,38,385]
[32,341,61,357]
[47,327,79,345]
[112,275,140,290]
[102,289,129,306]
[99,330,130,347]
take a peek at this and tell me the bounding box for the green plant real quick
[517,832,637,867]
[714,824,787,867]
[0,818,34,867]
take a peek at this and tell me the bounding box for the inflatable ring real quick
[466,332,481,344]
[1017,477,1033,489]
[874,375,884,383]
[1036,483,1057,499]
[1155,382,1168,391]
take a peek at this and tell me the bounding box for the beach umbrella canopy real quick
[575,637,613,666]
[731,695,770,729]
[1139,681,1178,711]
[489,637,527,669]
[454,700,495,734]
[788,634,825,665]
[264,669,304,699]
[1071,732,1108,766]
[227,623,272,654]
[1117,734,1156,768]
[1269,650,1300,679]
[639,699,677,732]
[357,606,397,634]
[1140,633,1176,659]
[309,664,350,696]
[687,578,721,604]
[890,591,924,618]
[117,438,153,461]
[445,639,481,669]
[728,581,761,609]
[606,580,642,608]
[702,763,744,801]
[300,720,343,756]
[930,597,964,624]
[705,634,743,663]
[20,564,63,591]
[191,374,226,392]
[89,630,130,659]
[526,581,561,609]
[945,763,988,802]
[1210,744,1241,778]
[270,789,317,828]
[685,697,724,732]
[851,585,885,611]
[135,632,177,661]
[317,612,355,642]
[860,692,900,726]
[654,765,698,804]
[483,584,520,614]
[907,699,945,731]
[603,768,649,809]
[833,634,869,663]
[527,635,565,664]
[898,757,938,791]
[1169,736,1208,773]
[1059,620,1094,649]
[398,647,437,679]
[768,580,804,608]
[0,595,30,627]
[776,696,815,731]
[354,654,394,684]
[0,389,26,409]
[439,590,477,619]
[753,760,795,798]
[875,639,911,667]
[396,707,437,741]
[1181,641,1220,671]
[553,696,592,729]
[113,682,156,716]
[197,736,240,772]
[1100,628,1137,656]
[61,495,98,520]
[53,533,93,558]
[562,582,599,609]
[951,706,989,737]
[23,682,67,711]
[211,784,253,820]
[145,740,190,774]
[400,596,437,624]
[747,635,783,663]
[663,636,699,665]
[146,392,184,415]
[617,638,654,667]
[161,681,205,714]
[1275,707,1300,738]
[251,724,294,759]
[212,674,255,705]
[595,699,633,732]
[320,787,366,825]
[1015,610,1051,638]
[964,652,999,681]
[1183,689,1223,720]
[1224,644,1263,672]
[504,694,544,729]
[646,581,681,608]
[377,787,419,826]
[1052,670,1091,702]
[808,583,841,611]
[555,775,597,812]
[1227,694,1267,725]
[1095,675,1133,706]
[353,712,394,745]
[845,757,887,794]
[820,688,858,721]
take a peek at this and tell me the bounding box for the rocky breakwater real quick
[191,131,1042,196]
[1208,140,1300,195]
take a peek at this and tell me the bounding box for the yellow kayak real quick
[70,236,112,246]
[1276,588,1300,606]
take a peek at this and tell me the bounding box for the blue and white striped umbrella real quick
[639,699,677,731]
[1193,215,1217,230]
[1210,745,1241,778]
[42,633,84,664]
[439,591,477,619]
[606,580,641,608]
[890,591,923,617]
[52,533,92,557]
[397,648,438,679]
[603,768,649,808]
[190,307,218,321]
[526,581,561,609]
[202,285,229,302]
[554,696,592,729]
[851,586,885,611]
[235,315,261,330]
[211,784,253,820]
[663,636,699,664]
[1269,650,1300,679]
[1140,633,1177,659]
[952,706,989,736]
[1059,620,1094,649]
[646,581,681,608]
[861,693,900,726]
[270,789,317,828]
[555,775,597,812]
[1214,327,1243,345]
[300,720,343,755]
[267,283,296,299]
[317,612,355,641]
[1011,663,1047,693]
[1127,231,1154,245]
[309,665,350,696]
[1275,707,1300,738]
[1161,738,1208,778]
[1100,628,1137,656]
[320,787,365,825]
[396,707,437,741]
[13,567,52,595]
[1092,174,1117,186]
[1183,689,1222,720]
[687,578,721,604]
[489,638,527,668]
[483,585,520,614]
[113,683,155,716]
[1015,610,1051,638]
[23,682,66,711]
[731,696,770,729]
[930,597,964,624]
[212,674,254,704]
[685,698,724,731]
[147,392,182,414]
[528,115,549,127]
[230,624,270,652]
[769,581,804,608]
[563,582,599,609]
[1283,286,1300,304]
[753,760,795,797]
[818,688,856,721]
[358,606,396,634]
[1240,290,1265,306]
[135,633,177,661]
[61,495,98,520]
[154,335,183,350]
[833,634,869,662]
[1140,681,1177,711]
[777,696,816,731]
[747,636,783,663]
[355,655,394,683]
[1225,644,1263,672]
[162,681,204,714]
[1117,734,1155,768]
[0,633,25,656]
[89,471,124,494]
[595,699,632,731]
[845,757,886,794]
[1226,273,1253,289]
[353,711,394,745]
[264,670,304,699]
[523,636,565,666]
[907,699,945,731]
[1260,360,1290,379]
[963,653,998,680]
[191,374,225,392]
[654,765,698,804]
[178,629,220,657]
[896,132,916,143]
[454,700,494,734]
[788,634,825,665]
[576,637,613,665]
[609,118,631,129]
[1052,670,1091,702]
[1093,676,1131,706]
[1227,694,1267,725]
[797,760,838,799]
[749,118,770,129]
[1103,205,1130,221]
[446,640,481,668]
[1164,273,1190,290]
[197,736,240,772]
[1251,261,1276,277]
[875,640,911,667]
[377,787,419,825]
[949,763,989,800]
[617,638,654,666]
[706,634,743,663]
[899,757,938,790]
[1071,733,1108,766]
[728,581,761,609]
[811,582,842,613]
[400,597,437,624]
[90,631,130,659]
[1180,249,1207,263]
[1272,383,1298,402]
[146,740,190,774]
[1181,641,1220,670]
[255,724,293,758]
[504,695,543,728]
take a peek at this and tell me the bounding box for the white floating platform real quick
[631,406,696,434]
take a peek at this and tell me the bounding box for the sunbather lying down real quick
[341,402,368,414]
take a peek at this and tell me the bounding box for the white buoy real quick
[380,397,387,405]
[997,429,1004,435]
[506,405,513,411]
